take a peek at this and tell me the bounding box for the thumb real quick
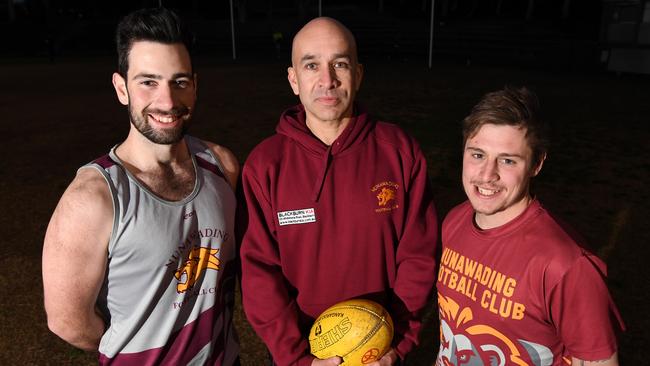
[312,356,343,366]
[327,356,343,365]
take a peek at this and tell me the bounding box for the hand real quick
[367,348,398,366]
[311,356,342,366]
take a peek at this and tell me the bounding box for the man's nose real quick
[319,66,338,89]
[156,84,176,110]
[479,160,499,182]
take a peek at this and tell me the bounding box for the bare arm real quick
[42,168,113,351]
[207,142,240,191]
[572,352,618,366]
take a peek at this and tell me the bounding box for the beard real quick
[129,104,191,145]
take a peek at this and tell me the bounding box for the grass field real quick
[0,57,647,365]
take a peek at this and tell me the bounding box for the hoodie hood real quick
[275,103,375,201]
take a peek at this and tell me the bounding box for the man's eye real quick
[305,63,317,70]
[141,80,156,87]
[334,62,349,68]
[175,80,190,88]
[501,158,516,165]
[471,153,483,159]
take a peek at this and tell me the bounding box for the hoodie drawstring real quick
[310,145,332,202]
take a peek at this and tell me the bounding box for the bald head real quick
[291,17,358,67]
[286,16,364,133]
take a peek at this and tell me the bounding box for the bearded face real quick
[113,41,197,146]
[129,103,192,144]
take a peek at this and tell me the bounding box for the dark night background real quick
[1,0,648,365]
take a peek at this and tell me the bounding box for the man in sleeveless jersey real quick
[42,8,240,365]
[240,17,438,366]
[435,86,623,365]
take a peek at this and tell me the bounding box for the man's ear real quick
[112,72,129,106]
[531,153,547,177]
[193,72,198,98]
[287,67,299,96]
[355,63,364,91]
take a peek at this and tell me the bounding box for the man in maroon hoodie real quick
[240,17,438,366]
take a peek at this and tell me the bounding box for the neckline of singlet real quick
[107,139,202,206]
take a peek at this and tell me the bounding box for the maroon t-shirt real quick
[436,200,623,365]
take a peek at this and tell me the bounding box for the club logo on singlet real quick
[371,181,399,213]
[174,247,221,293]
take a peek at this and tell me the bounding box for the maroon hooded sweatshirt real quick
[240,104,438,366]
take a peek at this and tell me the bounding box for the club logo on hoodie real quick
[371,181,399,213]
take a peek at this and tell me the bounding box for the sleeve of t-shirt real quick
[548,254,623,361]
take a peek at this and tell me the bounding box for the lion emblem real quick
[174,247,220,293]
[436,294,553,366]
[376,187,396,206]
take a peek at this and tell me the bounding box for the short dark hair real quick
[115,7,192,77]
[462,86,549,167]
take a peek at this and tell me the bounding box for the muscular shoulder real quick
[44,167,113,252]
[65,168,113,216]
[203,140,240,190]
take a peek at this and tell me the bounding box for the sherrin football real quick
[309,299,394,365]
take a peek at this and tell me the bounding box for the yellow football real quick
[309,299,394,366]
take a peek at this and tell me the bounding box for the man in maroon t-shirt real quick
[436,86,623,365]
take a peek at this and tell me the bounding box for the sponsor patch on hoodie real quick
[277,208,316,226]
